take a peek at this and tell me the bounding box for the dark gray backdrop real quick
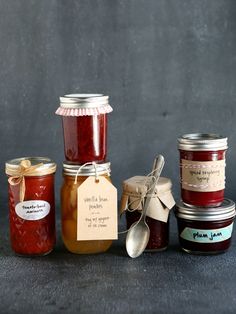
[1,1,236,313]
[1,0,236,203]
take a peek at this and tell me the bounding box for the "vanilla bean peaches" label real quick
[181,159,225,192]
[77,176,118,241]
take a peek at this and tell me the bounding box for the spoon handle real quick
[142,155,165,219]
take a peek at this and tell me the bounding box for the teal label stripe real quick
[180,223,233,243]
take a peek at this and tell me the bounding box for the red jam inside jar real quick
[178,134,227,207]
[175,199,235,255]
[57,94,112,163]
[121,176,175,252]
[62,114,107,163]
[6,158,56,256]
[126,211,169,251]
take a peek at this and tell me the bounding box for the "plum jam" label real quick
[180,223,233,243]
[15,200,50,221]
[181,159,225,192]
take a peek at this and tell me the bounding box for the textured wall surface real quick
[1,1,236,313]
[1,0,236,202]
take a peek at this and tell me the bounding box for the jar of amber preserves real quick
[61,162,114,254]
[5,157,57,256]
[178,133,227,207]
[175,199,235,254]
[56,94,113,163]
[120,176,175,251]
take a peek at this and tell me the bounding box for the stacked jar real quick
[56,94,116,254]
[175,133,235,254]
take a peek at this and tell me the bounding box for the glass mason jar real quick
[5,157,57,256]
[120,176,175,251]
[178,133,227,207]
[56,94,113,163]
[126,211,170,251]
[175,199,235,254]
[61,162,113,254]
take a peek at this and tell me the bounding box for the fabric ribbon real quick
[7,160,44,202]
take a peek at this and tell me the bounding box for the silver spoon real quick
[126,155,165,258]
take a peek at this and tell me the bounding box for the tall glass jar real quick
[61,162,113,254]
[5,157,57,256]
[56,94,113,163]
[178,133,227,207]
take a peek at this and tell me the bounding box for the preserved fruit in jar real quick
[6,157,57,256]
[175,199,235,254]
[61,162,114,254]
[56,94,113,163]
[178,133,227,207]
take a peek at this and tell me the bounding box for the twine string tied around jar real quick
[74,161,110,185]
[7,160,44,202]
[118,168,159,234]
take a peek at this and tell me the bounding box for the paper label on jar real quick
[77,176,118,241]
[181,159,225,192]
[180,223,233,243]
[15,200,50,220]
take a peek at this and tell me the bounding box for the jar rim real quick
[178,133,228,151]
[175,199,235,221]
[63,161,111,176]
[59,94,109,109]
[5,157,57,176]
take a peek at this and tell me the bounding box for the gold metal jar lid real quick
[178,133,228,151]
[5,157,57,177]
[63,162,111,176]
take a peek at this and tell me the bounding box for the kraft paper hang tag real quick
[77,176,118,241]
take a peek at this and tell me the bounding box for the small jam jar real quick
[61,162,113,254]
[120,176,175,251]
[56,94,113,163]
[5,157,57,256]
[178,133,227,207]
[175,199,235,254]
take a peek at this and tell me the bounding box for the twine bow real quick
[8,160,44,202]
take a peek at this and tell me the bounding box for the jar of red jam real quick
[120,176,175,251]
[175,199,235,254]
[56,94,113,163]
[178,133,228,207]
[5,157,57,256]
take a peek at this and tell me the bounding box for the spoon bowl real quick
[126,220,150,258]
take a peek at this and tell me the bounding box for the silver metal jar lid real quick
[178,133,228,151]
[63,162,111,176]
[59,94,109,109]
[5,157,57,176]
[175,199,235,221]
